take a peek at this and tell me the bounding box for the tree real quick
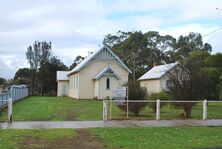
[69,55,85,70]
[205,53,222,100]
[104,31,176,81]
[38,56,68,95]
[174,32,212,60]
[13,68,34,86]
[26,41,52,94]
[0,77,7,88]
[168,51,215,118]
[116,81,148,116]
[26,41,52,70]
[103,31,131,47]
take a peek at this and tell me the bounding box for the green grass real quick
[0,96,222,121]
[110,102,222,120]
[90,127,222,149]
[0,127,222,149]
[0,129,76,149]
[0,96,104,121]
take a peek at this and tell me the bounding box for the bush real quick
[116,81,148,116]
[148,92,172,113]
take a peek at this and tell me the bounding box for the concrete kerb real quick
[1,120,222,129]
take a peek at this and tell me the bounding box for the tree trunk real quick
[133,110,139,117]
[132,57,136,82]
[184,105,192,118]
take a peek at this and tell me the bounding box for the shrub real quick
[148,92,172,113]
[116,81,148,116]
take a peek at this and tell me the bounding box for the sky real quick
[0,0,222,79]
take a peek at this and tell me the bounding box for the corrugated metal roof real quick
[69,45,132,75]
[138,62,179,80]
[57,71,70,81]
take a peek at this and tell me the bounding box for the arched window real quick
[106,78,110,90]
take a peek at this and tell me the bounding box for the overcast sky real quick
[0,0,222,79]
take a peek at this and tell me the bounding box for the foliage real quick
[38,56,68,95]
[174,32,212,60]
[0,77,7,88]
[167,51,220,118]
[25,41,53,95]
[148,92,172,112]
[116,81,148,116]
[103,31,211,82]
[24,41,68,95]
[26,41,52,70]
[69,55,85,70]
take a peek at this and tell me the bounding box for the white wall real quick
[57,81,69,96]
[98,76,120,99]
[78,60,128,99]
[68,73,79,99]
[140,79,162,95]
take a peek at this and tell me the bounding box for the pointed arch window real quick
[106,78,110,90]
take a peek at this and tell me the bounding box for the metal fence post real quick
[156,99,160,120]
[103,98,108,121]
[203,100,207,120]
[8,98,13,123]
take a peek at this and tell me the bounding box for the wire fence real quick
[104,100,222,121]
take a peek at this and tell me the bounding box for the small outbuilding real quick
[138,62,179,95]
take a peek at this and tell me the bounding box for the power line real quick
[202,27,222,38]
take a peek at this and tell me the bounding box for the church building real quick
[57,45,131,99]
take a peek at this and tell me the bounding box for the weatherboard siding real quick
[140,79,162,95]
[77,60,128,99]
[68,73,79,99]
[57,81,69,97]
[98,75,120,99]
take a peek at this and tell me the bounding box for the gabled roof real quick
[57,71,70,81]
[138,62,179,81]
[94,67,121,80]
[69,45,132,75]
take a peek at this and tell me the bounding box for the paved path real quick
[1,120,222,129]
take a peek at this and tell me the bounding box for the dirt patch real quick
[21,130,106,149]
[65,108,79,121]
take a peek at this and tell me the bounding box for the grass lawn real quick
[0,96,104,121]
[1,127,222,149]
[0,96,222,121]
[109,102,222,120]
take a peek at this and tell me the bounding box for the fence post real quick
[103,98,108,121]
[8,98,13,123]
[156,99,160,120]
[203,100,207,120]
[126,86,129,118]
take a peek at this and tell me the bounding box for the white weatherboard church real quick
[56,45,131,99]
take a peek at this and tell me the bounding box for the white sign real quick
[113,87,126,98]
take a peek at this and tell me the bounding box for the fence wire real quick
[106,100,221,120]
[208,102,222,119]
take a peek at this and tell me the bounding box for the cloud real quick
[0,0,222,79]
